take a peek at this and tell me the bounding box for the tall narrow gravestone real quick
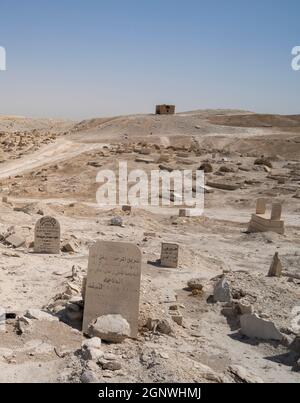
[34,216,61,254]
[82,241,142,338]
[160,243,179,268]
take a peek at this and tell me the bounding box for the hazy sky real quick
[0,0,299,119]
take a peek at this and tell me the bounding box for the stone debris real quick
[61,241,77,253]
[101,360,122,371]
[228,365,264,383]
[254,157,273,169]
[80,370,99,383]
[240,314,283,341]
[25,309,58,322]
[206,181,240,191]
[187,278,204,291]
[169,310,183,326]
[89,315,131,343]
[5,234,26,248]
[110,216,124,227]
[146,318,173,335]
[199,162,213,173]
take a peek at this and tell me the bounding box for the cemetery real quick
[0,110,299,383]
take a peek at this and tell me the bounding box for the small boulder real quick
[82,337,102,350]
[110,217,124,227]
[61,241,77,253]
[198,162,213,173]
[254,158,273,169]
[89,314,130,343]
[102,361,122,371]
[81,370,99,383]
[187,278,204,291]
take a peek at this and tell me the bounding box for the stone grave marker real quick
[34,216,61,254]
[256,198,266,215]
[271,203,282,221]
[160,243,179,268]
[82,241,142,338]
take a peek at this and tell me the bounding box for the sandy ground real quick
[0,110,299,383]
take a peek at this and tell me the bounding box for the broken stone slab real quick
[169,311,183,326]
[135,156,156,164]
[5,234,26,248]
[89,314,131,343]
[213,277,232,303]
[268,252,283,277]
[61,241,77,253]
[206,181,240,191]
[87,161,102,168]
[240,314,283,341]
[25,309,59,322]
[159,164,174,172]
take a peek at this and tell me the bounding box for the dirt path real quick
[0,138,106,180]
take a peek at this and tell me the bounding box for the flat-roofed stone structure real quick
[156,105,175,115]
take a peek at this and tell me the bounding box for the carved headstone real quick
[82,241,142,338]
[34,216,60,254]
[160,243,179,268]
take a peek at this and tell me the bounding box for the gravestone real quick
[34,216,61,254]
[82,241,142,338]
[160,243,179,268]
[256,198,266,215]
[271,203,282,221]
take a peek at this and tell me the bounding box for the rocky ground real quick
[0,109,299,383]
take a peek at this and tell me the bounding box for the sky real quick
[0,0,299,119]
